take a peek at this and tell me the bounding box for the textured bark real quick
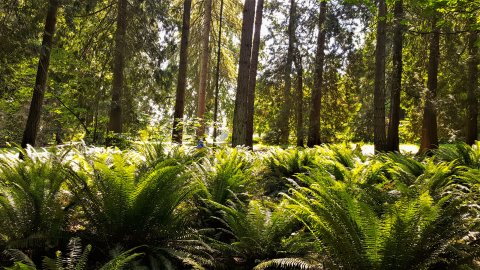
[386,0,404,152]
[232,0,256,147]
[196,0,213,138]
[374,0,387,152]
[245,0,264,148]
[21,0,59,148]
[172,0,192,144]
[466,21,479,145]
[307,0,326,147]
[213,0,225,145]
[278,0,296,145]
[108,0,127,135]
[295,53,304,147]
[419,17,440,154]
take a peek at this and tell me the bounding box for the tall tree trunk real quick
[172,0,192,144]
[213,0,225,146]
[466,19,479,145]
[21,0,59,148]
[374,0,387,152]
[307,0,327,147]
[295,52,304,147]
[232,0,256,147]
[108,0,127,136]
[278,0,296,145]
[386,0,404,152]
[196,0,213,138]
[245,0,265,148]
[419,16,440,154]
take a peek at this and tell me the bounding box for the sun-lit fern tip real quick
[253,257,322,270]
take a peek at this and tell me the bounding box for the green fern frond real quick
[253,257,321,270]
[99,247,143,270]
[3,249,35,267]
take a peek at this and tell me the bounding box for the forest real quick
[0,0,480,269]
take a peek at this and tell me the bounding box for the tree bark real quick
[196,0,213,138]
[295,52,304,147]
[419,16,440,154]
[245,0,264,148]
[172,0,192,144]
[374,0,387,152]
[466,20,479,145]
[213,0,225,146]
[278,0,296,145]
[21,0,59,148]
[108,0,127,136]
[307,0,327,147]
[386,0,404,152]
[232,0,256,147]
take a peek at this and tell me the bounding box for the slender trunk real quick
[21,0,59,148]
[295,54,304,147]
[213,0,224,146]
[108,0,127,136]
[93,89,100,143]
[232,0,256,147]
[172,0,192,144]
[245,0,264,148]
[386,0,404,152]
[278,0,296,145]
[466,19,479,145]
[196,0,213,138]
[374,0,387,152]
[93,59,109,144]
[419,16,440,154]
[307,0,326,147]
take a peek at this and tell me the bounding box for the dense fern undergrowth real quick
[0,143,479,269]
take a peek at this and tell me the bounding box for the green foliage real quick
[284,145,480,269]
[194,147,256,204]
[66,150,211,268]
[0,143,478,269]
[262,148,318,196]
[211,199,317,269]
[4,238,143,270]
[434,142,480,168]
[0,148,70,249]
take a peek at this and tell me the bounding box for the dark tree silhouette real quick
[22,0,60,148]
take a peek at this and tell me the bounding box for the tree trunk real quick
[386,0,404,152]
[108,0,127,136]
[295,52,304,147]
[196,0,213,138]
[278,0,296,145]
[466,19,479,145]
[213,0,225,146]
[172,0,192,144]
[419,17,440,154]
[307,0,326,147]
[21,0,59,148]
[374,0,387,152]
[245,0,264,148]
[232,0,256,147]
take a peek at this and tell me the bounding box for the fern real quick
[4,238,142,270]
[66,152,211,268]
[286,166,478,270]
[210,198,316,269]
[253,257,321,270]
[0,148,69,250]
